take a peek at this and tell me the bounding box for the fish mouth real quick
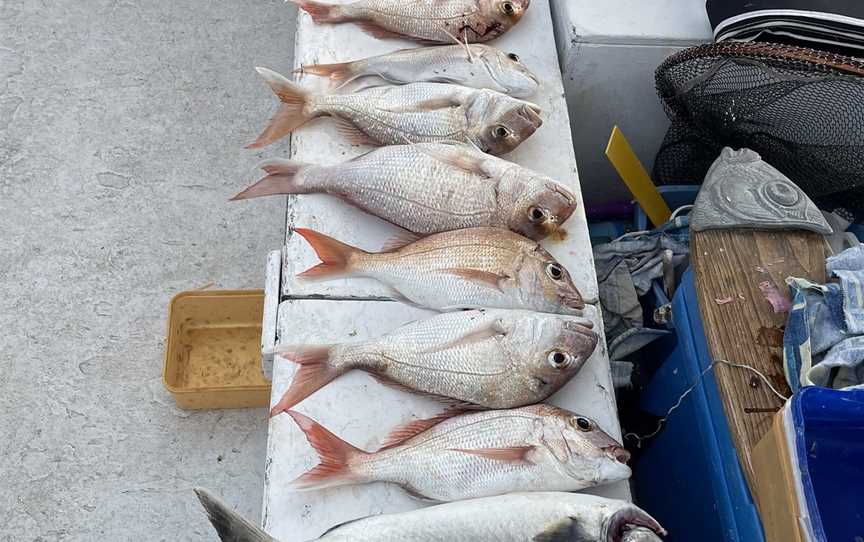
[562,294,585,311]
[606,507,667,542]
[520,103,543,128]
[604,445,631,465]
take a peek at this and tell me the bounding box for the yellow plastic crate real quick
[163,290,271,409]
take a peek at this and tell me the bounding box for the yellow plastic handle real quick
[605,126,672,227]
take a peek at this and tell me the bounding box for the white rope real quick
[624,358,789,447]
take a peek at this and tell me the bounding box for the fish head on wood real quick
[527,405,632,487]
[513,244,585,313]
[478,46,539,98]
[465,91,542,155]
[500,175,578,240]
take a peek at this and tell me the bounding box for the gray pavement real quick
[0,1,297,539]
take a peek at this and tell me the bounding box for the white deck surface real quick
[263,2,629,540]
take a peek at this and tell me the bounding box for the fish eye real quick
[572,417,593,432]
[528,206,546,222]
[507,53,520,62]
[545,263,564,281]
[501,2,516,15]
[492,125,511,139]
[547,350,572,369]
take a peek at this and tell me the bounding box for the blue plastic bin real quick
[634,269,765,542]
[791,387,864,541]
[634,185,700,231]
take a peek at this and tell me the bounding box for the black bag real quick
[707,0,864,54]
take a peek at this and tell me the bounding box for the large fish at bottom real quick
[301,44,540,98]
[292,227,586,313]
[285,405,631,501]
[269,309,599,416]
[248,69,542,154]
[196,489,666,541]
[290,0,530,44]
[232,142,578,241]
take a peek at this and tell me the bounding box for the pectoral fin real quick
[422,318,507,353]
[443,268,508,292]
[532,517,591,542]
[450,446,536,463]
[384,96,462,112]
[410,142,493,178]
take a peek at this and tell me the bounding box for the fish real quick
[195,489,667,541]
[232,142,578,241]
[290,0,530,44]
[248,68,542,154]
[269,309,599,416]
[284,404,632,501]
[300,44,540,98]
[292,227,586,313]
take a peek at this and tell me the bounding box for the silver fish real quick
[232,142,577,241]
[195,489,667,542]
[292,227,585,313]
[248,68,542,154]
[269,309,598,416]
[301,44,540,98]
[285,404,631,501]
[290,0,530,44]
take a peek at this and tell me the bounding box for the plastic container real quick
[633,185,700,231]
[163,290,271,409]
[634,269,766,542]
[752,387,864,542]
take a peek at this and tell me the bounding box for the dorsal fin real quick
[378,408,464,450]
[380,230,421,252]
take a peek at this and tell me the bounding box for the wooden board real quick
[264,300,628,541]
[691,229,827,487]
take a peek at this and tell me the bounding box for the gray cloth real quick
[593,217,690,361]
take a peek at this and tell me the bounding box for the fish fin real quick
[450,446,536,463]
[230,159,309,201]
[289,0,344,24]
[355,20,411,41]
[319,516,372,538]
[379,408,465,450]
[297,61,355,83]
[426,75,466,85]
[269,346,338,417]
[286,410,367,490]
[410,143,492,178]
[367,373,478,410]
[333,117,377,146]
[385,96,462,113]
[294,228,364,280]
[532,516,590,542]
[194,489,275,542]
[421,318,507,353]
[442,268,508,292]
[380,230,421,252]
[247,67,315,149]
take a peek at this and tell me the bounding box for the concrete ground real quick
[0,1,297,539]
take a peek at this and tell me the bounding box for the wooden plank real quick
[263,299,629,541]
[691,229,826,487]
[280,0,599,304]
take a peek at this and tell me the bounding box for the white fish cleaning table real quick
[261,2,630,539]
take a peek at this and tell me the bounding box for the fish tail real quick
[269,346,341,417]
[247,67,316,149]
[231,159,310,201]
[294,228,366,280]
[286,410,369,490]
[194,489,275,542]
[298,61,357,84]
[289,0,347,24]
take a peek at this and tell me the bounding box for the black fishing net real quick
[653,42,864,216]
